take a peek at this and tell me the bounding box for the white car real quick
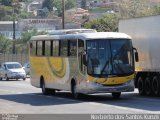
[23,63,30,76]
[0,62,26,81]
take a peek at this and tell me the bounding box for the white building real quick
[0,18,62,39]
[18,19,62,31]
[0,21,21,39]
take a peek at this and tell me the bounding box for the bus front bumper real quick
[79,80,134,94]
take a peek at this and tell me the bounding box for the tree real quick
[65,0,76,10]
[52,0,62,16]
[118,0,160,18]
[0,35,12,53]
[84,13,120,32]
[19,10,33,19]
[52,0,76,17]
[15,29,47,53]
[1,0,12,6]
[81,0,87,10]
[0,5,13,20]
[19,29,47,44]
[12,0,22,14]
[42,0,54,12]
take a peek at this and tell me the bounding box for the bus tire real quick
[152,75,160,96]
[41,78,50,95]
[145,77,152,96]
[71,80,79,99]
[137,76,145,96]
[112,92,121,99]
[0,77,2,80]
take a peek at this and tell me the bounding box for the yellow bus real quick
[29,30,138,99]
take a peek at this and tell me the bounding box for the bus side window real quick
[45,41,51,56]
[60,40,68,56]
[53,41,59,56]
[69,40,77,56]
[30,41,36,56]
[37,41,42,56]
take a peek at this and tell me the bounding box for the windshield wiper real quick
[99,59,110,77]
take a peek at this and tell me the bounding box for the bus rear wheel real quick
[152,75,160,96]
[71,80,79,99]
[41,79,55,95]
[112,92,121,99]
[137,76,145,96]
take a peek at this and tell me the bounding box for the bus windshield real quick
[87,39,134,77]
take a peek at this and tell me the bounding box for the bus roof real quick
[30,32,131,41]
[48,29,97,35]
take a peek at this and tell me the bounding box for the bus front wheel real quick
[112,92,121,99]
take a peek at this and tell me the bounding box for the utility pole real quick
[62,0,65,29]
[12,4,16,54]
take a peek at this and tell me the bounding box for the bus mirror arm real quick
[133,47,139,62]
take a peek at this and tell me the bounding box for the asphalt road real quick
[0,78,160,114]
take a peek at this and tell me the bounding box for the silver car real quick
[22,63,30,76]
[0,62,26,81]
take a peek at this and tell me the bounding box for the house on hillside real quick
[27,1,43,16]
[65,8,89,24]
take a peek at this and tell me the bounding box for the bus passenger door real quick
[78,40,86,75]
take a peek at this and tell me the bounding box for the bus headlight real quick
[124,80,134,86]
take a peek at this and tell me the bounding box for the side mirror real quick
[82,54,87,66]
[133,48,139,62]
[135,52,139,62]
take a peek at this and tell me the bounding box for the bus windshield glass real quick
[87,39,134,77]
